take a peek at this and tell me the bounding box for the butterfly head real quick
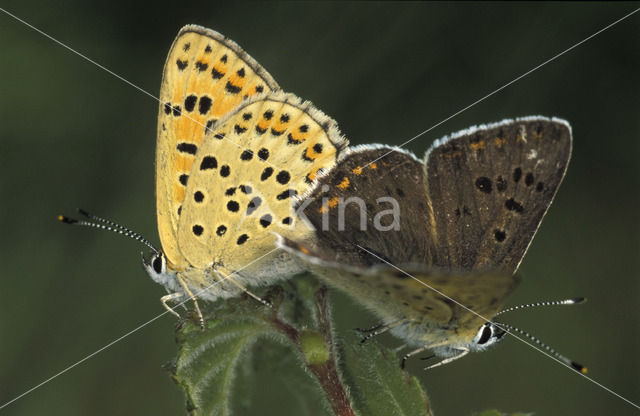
[142,250,179,288]
[469,321,506,352]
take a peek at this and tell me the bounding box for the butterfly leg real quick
[423,348,469,370]
[160,292,184,318]
[401,344,432,369]
[214,268,271,308]
[165,288,188,311]
[360,318,409,344]
[176,275,205,330]
[401,338,457,368]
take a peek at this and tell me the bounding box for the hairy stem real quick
[270,286,355,416]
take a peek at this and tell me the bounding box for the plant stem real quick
[270,286,356,416]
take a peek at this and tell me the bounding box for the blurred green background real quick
[1,2,638,415]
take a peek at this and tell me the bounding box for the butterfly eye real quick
[477,324,493,345]
[152,254,164,274]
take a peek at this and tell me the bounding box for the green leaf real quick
[338,331,432,416]
[234,335,332,416]
[169,282,431,416]
[169,298,288,416]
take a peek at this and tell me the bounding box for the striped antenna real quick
[495,297,586,317]
[496,321,588,375]
[58,209,159,254]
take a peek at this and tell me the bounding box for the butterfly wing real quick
[177,92,348,272]
[157,25,279,269]
[276,117,568,348]
[425,118,572,274]
[277,236,517,343]
[297,146,439,266]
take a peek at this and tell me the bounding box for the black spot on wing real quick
[276,189,298,200]
[199,96,212,115]
[525,172,534,186]
[475,177,492,194]
[261,167,274,181]
[288,133,303,145]
[211,67,224,79]
[204,119,216,133]
[176,59,188,70]
[184,95,197,112]
[260,214,272,228]
[257,148,269,161]
[276,171,291,185]
[195,61,208,72]
[513,167,522,183]
[200,156,217,170]
[505,198,524,213]
[225,81,241,94]
[177,142,197,155]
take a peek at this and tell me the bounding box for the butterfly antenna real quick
[495,297,586,317]
[58,208,159,254]
[495,321,587,375]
